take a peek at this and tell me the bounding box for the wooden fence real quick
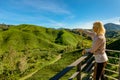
[50,49,120,80]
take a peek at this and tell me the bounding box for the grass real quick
[27,49,83,80]
[0,24,90,80]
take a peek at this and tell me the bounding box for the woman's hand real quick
[82,49,86,55]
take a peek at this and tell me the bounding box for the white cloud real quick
[68,17,120,29]
[45,19,66,28]
[102,17,120,25]
[0,9,70,28]
[0,9,52,24]
[68,21,94,29]
[0,0,75,27]
[19,0,71,14]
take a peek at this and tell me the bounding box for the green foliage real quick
[107,38,120,50]
[0,24,91,52]
[0,24,91,80]
[55,30,79,46]
[27,49,83,80]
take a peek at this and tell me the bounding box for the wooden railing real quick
[105,49,120,80]
[50,49,120,80]
[50,53,94,80]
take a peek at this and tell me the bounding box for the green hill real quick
[0,24,63,52]
[0,24,90,52]
[0,24,91,80]
[104,23,120,31]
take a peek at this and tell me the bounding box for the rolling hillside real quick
[0,24,91,80]
[1,23,120,80]
[0,24,91,52]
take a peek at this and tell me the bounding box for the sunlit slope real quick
[0,24,89,52]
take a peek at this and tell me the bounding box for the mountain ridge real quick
[104,23,120,31]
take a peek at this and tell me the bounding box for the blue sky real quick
[0,0,120,29]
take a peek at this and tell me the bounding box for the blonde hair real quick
[93,21,105,35]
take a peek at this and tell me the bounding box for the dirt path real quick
[50,54,61,64]
[19,54,62,80]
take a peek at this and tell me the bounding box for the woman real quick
[82,21,108,80]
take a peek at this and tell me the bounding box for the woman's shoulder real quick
[97,34,105,40]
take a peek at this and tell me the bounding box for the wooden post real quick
[118,53,120,80]
[77,63,81,80]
